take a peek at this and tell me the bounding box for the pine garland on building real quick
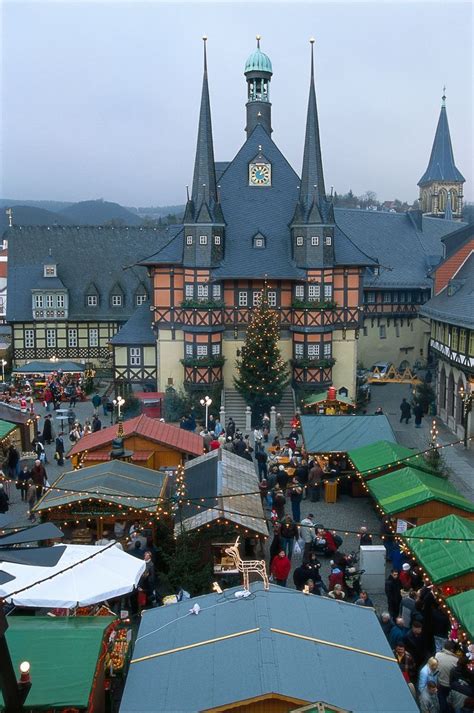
[234,290,289,422]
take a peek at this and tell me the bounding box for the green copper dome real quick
[244,47,272,74]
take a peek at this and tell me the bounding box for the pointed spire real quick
[190,36,218,215]
[298,38,326,218]
[418,91,465,186]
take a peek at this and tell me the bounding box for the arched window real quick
[456,376,465,426]
[439,366,446,409]
[422,190,430,213]
[438,189,447,212]
[450,189,457,213]
[447,372,455,417]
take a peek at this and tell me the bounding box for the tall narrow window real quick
[324,285,333,300]
[46,329,56,348]
[323,343,332,357]
[89,328,99,347]
[212,284,221,300]
[57,294,65,308]
[68,329,78,348]
[34,295,44,309]
[253,291,262,307]
[46,294,54,308]
[308,285,320,301]
[267,291,277,307]
[197,284,208,299]
[238,292,248,307]
[307,344,320,359]
[185,284,194,298]
[196,344,208,357]
[212,343,221,356]
[25,329,35,348]
[129,347,141,366]
[295,343,304,358]
[185,344,193,357]
[295,285,304,299]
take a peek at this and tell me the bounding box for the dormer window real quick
[325,236,332,246]
[311,236,319,246]
[253,232,267,249]
[186,235,193,245]
[199,235,208,245]
[296,236,304,247]
[87,295,98,307]
[112,295,123,307]
[44,264,56,277]
[373,266,380,276]
[214,235,221,245]
[136,294,147,306]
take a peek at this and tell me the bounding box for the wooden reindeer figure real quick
[224,537,269,591]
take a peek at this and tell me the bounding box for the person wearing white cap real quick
[400,562,413,590]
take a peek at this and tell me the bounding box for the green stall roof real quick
[0,616,114,710]
[446,590,474,639]
[348,440,419,475]
[0,420,17,441]
[402,515,474,584]
[367,467,474,516]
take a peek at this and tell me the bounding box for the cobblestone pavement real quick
[366,382,474,501]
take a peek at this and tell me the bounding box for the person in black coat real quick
[399,398,411,424]
[403,620,429,673]
[55,434,65,466]
[42,414,54,444]
[6,445,20,479]
[0,484,9,513]
[385,569,403,620]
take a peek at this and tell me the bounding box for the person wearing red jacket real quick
[271,550,291,587]
[399,563,413,590]
[328,561,344,591]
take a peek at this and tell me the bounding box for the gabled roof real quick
[68,414,203,458]
[402,515,474,583]
[110,302,155,345]
[420,253,474,329]
[34,459,167,514]
[213,124,303,279]
[301,415,396,453]
[120,582,418,713]
[6,226,168,322]
[179,448,268,536]
[347,440,420,475]
[418,100,465,186]
[446,590,474,639]
[367,467,474,515]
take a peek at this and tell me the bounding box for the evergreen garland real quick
[234,292,289,422]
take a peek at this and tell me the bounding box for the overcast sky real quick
[1,1,472,207]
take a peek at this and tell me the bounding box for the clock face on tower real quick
[249,162,271,186]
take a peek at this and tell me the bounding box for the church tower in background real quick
[418,92,465,218]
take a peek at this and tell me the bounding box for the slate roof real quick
[420,253,474,329]
[33,459,167,514]
[6,226,169,322]
[110,302,155,346]
[178,448,268,536]
[418,102,465,186]
[68,413,203,458]
[334,209,464,289]
[120,582,418,713]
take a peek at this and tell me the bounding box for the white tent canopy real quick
[0,544,145,608]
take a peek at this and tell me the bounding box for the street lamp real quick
[458,384,473,449]
[200,395,212,429]
[0,359,6,383]
[113,395,125,420]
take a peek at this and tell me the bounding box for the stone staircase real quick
[222,387,296,434]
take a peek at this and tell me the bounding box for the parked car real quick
[369,362,391,380]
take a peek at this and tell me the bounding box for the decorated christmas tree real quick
[234,289,289,423]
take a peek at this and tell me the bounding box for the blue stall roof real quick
[120,582,418,713]
[301,415,396,453]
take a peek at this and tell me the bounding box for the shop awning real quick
[301,415,395,453]
[446,591,474,639]
[0,616,113,710]
[402,515,474,584]
[0,543,145,607]
[367,468,474,516]
[12,360,85,374]
[348,440,420,475]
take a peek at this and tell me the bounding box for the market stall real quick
[177,449,268,581]
[446,590,474,643]
[0,543,145,608]
[348,440,420,480]
[0,616,114,713]
[300,415,397,500]
[0,402,36,451]
[32,459,168,542]
[366,467,474,526]
[401,515,474,596]
[12,360,87,400]
[68,413,203,470]
[303,387,356,415]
